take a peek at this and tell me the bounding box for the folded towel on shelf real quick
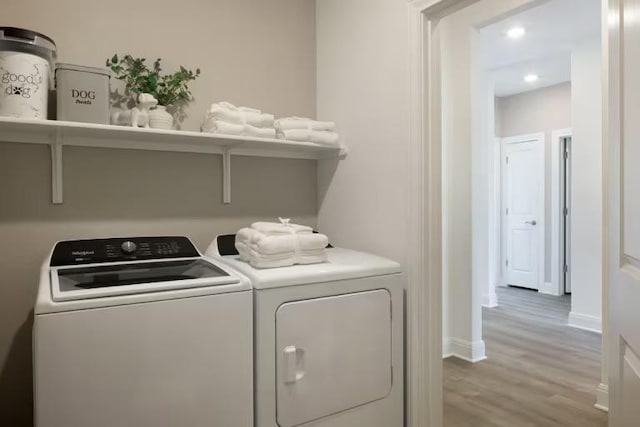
[205,102,274,128]
[275,116,336,132]
[202,119,276,138]
[217,101,261,113]
[276,128,340,146]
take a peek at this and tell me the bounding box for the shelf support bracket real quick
[51,132,63,204]
[222,147,231,204]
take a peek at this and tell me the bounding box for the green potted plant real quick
[107,54,200,129]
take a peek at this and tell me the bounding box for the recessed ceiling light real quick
[524,74,539,83]
[507,27,526,39]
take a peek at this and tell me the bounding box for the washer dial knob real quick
[121,241,137,254]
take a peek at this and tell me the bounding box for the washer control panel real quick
[50,236,200,266]
[120,241,137,254]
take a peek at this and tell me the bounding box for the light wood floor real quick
[444,286,607,427]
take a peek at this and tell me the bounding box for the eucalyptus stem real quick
[106,54,200,107]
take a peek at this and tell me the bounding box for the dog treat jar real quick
[0,27,56,119]
[55,63,110,124]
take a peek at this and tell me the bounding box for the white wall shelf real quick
[0,117,347,204]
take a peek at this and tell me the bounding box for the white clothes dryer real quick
[34,236,253,427]
[207,235,404,427]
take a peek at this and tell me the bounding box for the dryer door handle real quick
[282,345,305,384]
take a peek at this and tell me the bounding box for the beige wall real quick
[0,1,317,425]
[7,0,317,130]
[496,82,572,282]
[316,0,410,270]
[569,37,602,330]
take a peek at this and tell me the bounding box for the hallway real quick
[444,286,607,427]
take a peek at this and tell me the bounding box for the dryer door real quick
[276,289,392,426]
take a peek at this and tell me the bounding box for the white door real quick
[275,290,392,427]
[502,135,544,289]
[608,1,640,424]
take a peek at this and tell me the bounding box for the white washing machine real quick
[34,236,253,427]
[207,235,405,427]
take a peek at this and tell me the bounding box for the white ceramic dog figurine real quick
[110,93,158,128]
[131,93,157,128]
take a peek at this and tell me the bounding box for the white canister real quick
[0,27,56,119]
[55,63,110,124]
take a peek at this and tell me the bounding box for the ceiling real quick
[479,0,600,97]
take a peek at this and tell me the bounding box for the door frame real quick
[500,133,546,290]
[599,0,610,412]
[406,1,482,426]
[551,128,573,296]
[407,0,609,424]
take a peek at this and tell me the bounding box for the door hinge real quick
[564,150,569,160]
[563,264,568,273]
[564,207,569,216]
[506,208,509,216]
[506,156,509,164]
[506,259,509,267]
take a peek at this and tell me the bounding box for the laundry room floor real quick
[443,286,608,427]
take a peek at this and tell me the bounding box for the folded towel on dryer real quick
[235,219,329,268]
[202,119,276,138]
[236,228,328,256]
[204,102,274,128]
[275,116,336,132]
[235,241,327,269]
[276,129,339,146]
[251,218,313,235]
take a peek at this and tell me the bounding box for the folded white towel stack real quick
[202,102,276,137]
[277,129,339,146]
[276,116,336,132]
[235,218,329,269]
[251,220,313,235]
[206,102,274,127]
[202,120,276,138]
[275,117,340,146]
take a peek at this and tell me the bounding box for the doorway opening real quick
[430,0,607,423]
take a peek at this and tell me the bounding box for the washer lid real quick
[51,257,241,302]
[210,248,402,289]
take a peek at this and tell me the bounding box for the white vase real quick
[148,105,174,130]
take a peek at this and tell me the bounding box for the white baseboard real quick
[443,338,487,362]
[482,292,498,308]
[568,312,602,333]
[595,383,609,412]
[539,281,561,296]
